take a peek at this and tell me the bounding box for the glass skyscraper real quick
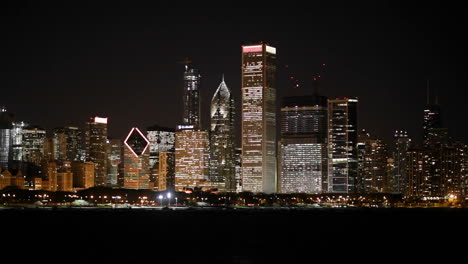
[328,98,358,193]
[53,126,83,162]
[21,126,46,166]
[241,43,277,193]
[182,65,202,129]
[85,116,108,186]
[147,125,175,191]
[0,106,13,169]
[393,131,411,194]
[210,76,236,192]
[279,95,328,193]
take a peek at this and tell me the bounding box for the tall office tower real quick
[0,106,13,169]
[71,161,95,189]
[210,76,236,192]
[279,95,328,193]
[158,151,175,191]
[146,125,175,190]
[423,90,444,147]
[440,143,467,197]
[182,65,202,129]
[406,149,436,197]
[358,129,388,193]
[175,129,210,191]
[122,127,150,189]
[235,147,242,192]
[106,139,121,186]
[328,98,358,193]
[85,116,108,186]
[176,62,211,191]
[21,126,46,166]
[10,121,26,162]
[393,131,411,194]
[241,43,277,193]
[53,126,82,162]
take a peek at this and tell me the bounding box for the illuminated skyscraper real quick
[182,65,202,129]
[328,98,358,193]
[423,87,443,147]
[241,43,277,193]
[53,126,83,162]
[279,95,328,193]
[357,129,388,193]
[176,62,211,191]
[147,125,175,191]
[122,127,150,189]
[175,129,210,191]
[210,76,236,192]
[85,116,108,186]
[106,139,121,186]
[158,151,175,191]
[21,126,46,166]
[0,106,13,169]
[10,121,26,162]
[392,131,411,194]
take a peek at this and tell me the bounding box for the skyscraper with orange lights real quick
[122,127,150,189]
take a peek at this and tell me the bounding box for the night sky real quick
[2,2,466,145]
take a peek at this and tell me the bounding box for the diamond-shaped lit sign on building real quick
[124,127,150,157]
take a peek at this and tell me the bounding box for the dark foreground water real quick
[1,207,467,263]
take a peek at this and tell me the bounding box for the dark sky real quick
[1,2,466,145]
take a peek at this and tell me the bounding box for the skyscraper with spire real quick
[182,64,202,129]
[175,63,211,191]
[210,75,236,192]
[423,81,446,147]
[241,43,277,193]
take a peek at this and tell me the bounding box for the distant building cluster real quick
[1,44,466,201]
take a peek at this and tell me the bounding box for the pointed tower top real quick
[221,74,225,83]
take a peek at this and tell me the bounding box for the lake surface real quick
[1,207,466,263]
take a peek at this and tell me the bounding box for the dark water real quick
[1,207,466,263]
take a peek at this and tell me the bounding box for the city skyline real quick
[1,3,466,146]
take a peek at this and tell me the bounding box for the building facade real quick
[122,127,150,189]
[328,98,358,193]
[241,43,277,193]
[279,95,327,193]
[85,116,108,186]
[210,77,236,192]
[21,126,46,166]
[53,126,83,162]
[175,129,210,191]
[71,161,95,189]
[358,130,388,193]
[146,125,175,190]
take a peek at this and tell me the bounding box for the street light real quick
[158,195,163,207]
[175,197,178,208]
